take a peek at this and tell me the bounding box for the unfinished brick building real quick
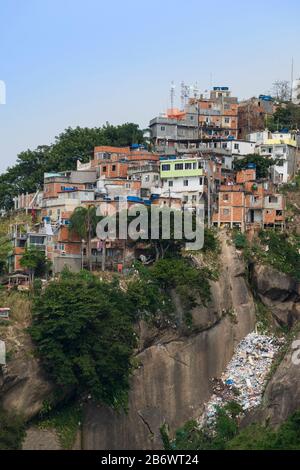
[212,168,285,231]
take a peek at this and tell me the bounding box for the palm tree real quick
[69,205,98,271]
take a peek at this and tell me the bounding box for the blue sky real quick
[0,0,300,172]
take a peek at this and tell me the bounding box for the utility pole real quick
[291,57,294,102]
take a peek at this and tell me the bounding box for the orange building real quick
[92,146,159,179]
[212,169,285,231]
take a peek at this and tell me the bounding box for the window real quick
[144,175,150,182]
[185,163,192,170]
[125,183,131,189]
[162,164,170,171]
[175,163,184,170]
[268,148,272,153]
[183,180,189,187]
[222,143,227,149]
[224,117,230,124]
[224,104,230,110]
[190,116,194,120]
[223,194,229,201]
[234,143,239,150]
[161,126,166,131]
[168,180,173,187]
[199,177,203,185]
[102,166,107,172]
[55,243,65,251]
[223,208,230,215]
[198,161,202,169]
[193,162,197,169]
[269,196,278,204]
[112,165,116,171]
[29,236,45,246]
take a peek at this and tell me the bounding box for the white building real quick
[292,79,300,105]
[160,158,205,205]
[259,140,297,184]
[206,139,256,157]
[247,130,270,145]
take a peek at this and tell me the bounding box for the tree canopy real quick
[29,270,137,408]
[233,154,279,179]
[20,247,51,282]
[266,102,300,132]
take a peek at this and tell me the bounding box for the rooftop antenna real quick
[192,82,199,98]
[170,81,175,111]
[180,81,185,110]
[180,81,190,110]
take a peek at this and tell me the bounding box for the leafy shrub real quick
[37,401,82,449]
[233,232,247,250]
[30,271,137,409]
[0,407,25,450]
[258,230,300,280]
[161,402,243,450]
[227,410,300,450]
[150,258,213,309]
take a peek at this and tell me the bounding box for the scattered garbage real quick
[198,332,282,427]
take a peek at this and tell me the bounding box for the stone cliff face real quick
[82,235,256,450]
[0,335,56,421]
[251,264,300,327]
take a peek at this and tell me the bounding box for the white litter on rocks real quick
[198,332,283,427]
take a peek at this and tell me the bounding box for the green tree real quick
[29,271,137,408]
[69,205,99,271]
[267,102,300,131]
[20,247,51,283]
[233,154,281,179]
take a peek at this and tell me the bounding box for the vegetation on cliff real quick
[233,229,300,281]
[0,407,25,450]
[29,270,137,409]
[161,401,243,450]
[162,406,300,450]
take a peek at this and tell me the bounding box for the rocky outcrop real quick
[252,264,300,327]
[248,331,300,428]
[0,347,56,421]
[82,234,256,450]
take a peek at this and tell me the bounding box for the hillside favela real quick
[1,1,300,459]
